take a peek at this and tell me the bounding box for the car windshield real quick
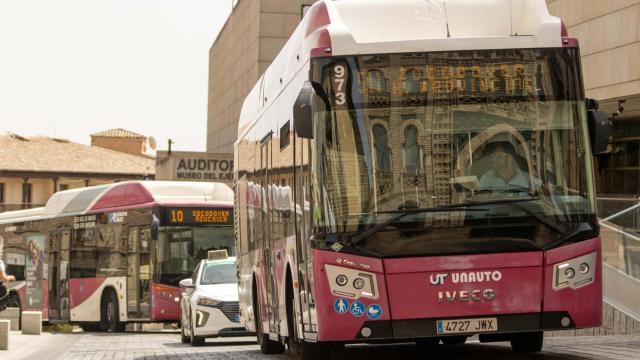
[200,261,236,285]
[309,48,597,257]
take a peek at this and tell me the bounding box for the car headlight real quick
[197,297,221,307]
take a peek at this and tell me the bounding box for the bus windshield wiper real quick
[349,206,488,246]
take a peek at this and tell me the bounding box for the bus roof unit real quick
[0,181,233,223]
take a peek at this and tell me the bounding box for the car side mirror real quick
[179,278,194,288]
[587,109,611,154]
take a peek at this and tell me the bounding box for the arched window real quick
[403,69,422,94]
[373,125,391,171]
[367,69,387,92]
[403,126,420,172]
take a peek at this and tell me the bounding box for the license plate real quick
[436,317,497,334]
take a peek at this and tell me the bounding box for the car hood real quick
[197,283,238,302]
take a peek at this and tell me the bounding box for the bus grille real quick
[216,301,240,323]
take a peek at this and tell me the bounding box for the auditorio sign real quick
[155,151,233,184]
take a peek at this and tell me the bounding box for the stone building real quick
[206,0,317,154]
[0,133,155,212]
[90,128,150,157]
[547,0,640,195]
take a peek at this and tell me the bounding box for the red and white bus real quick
[0,181,234,331]
[234,0,610,358]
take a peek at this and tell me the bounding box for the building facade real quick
[547,0,640,195]
[206,0,317,154]
[0,133,155,212]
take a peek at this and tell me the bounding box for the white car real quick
[179,256,248,346]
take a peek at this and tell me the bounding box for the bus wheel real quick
[510,331,543,353]
[301,341,331,360]
[101,290,125,332]
[442,336,467,345]
[254,284,284,354]
[180,316,190,344]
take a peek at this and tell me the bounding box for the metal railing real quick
[597,196,640,281]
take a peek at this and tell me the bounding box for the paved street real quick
[6,332,640,360]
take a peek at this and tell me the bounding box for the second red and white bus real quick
[234,0,610,359]
[0,181,235,331]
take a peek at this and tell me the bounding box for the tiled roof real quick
[0,135,155,175]
[90,128,146,138]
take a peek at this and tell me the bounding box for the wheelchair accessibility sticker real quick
[350,301,366,317]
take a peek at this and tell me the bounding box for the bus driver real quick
[479,141,531,191]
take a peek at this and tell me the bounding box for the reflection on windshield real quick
[156,226,234,286]
[200,262,236,285]
[310,48,597,255]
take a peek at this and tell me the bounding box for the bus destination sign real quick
[164,208,233,226]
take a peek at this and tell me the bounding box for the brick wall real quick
[91,137,146,156]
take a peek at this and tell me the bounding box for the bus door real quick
[261,133,279,333]
[294,135,314,335]
[48,229,70,321]
[126,226,153,319]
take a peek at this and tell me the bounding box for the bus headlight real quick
[552,252,597,290]
[197,297,221,307]
[336,275,348,287]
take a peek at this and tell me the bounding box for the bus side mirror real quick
[293,82,315,139]
[150,214,159,240]
[587,109,611,154]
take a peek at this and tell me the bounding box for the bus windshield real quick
[156,226,234,286]
[310,48,597,257]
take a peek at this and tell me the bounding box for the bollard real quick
[0,319,9,350]
[21,311,42,335]
[0,307,20,331]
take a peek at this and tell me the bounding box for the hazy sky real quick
[0,0,232,152]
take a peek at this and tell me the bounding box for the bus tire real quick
[101,289,124,332]
[180,320,189,344]
[253,279,284,354]
[285,269,301,354]
[301,341,331,360]
[441,335,467,345]
[510,331,543,353]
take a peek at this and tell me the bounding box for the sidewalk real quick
[2,330,79,360]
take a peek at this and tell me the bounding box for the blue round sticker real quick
[366,304,382,320]
[334,298,349,315]
[350,301,366,317]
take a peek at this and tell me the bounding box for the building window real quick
[59,184,69,191]
[0,183,4,203]
[302,4,311,17]
[402,69,422,94]
[373,125,391,171]
[403,126,421,172]
[22,183,32,204]
[367,70,387,93]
